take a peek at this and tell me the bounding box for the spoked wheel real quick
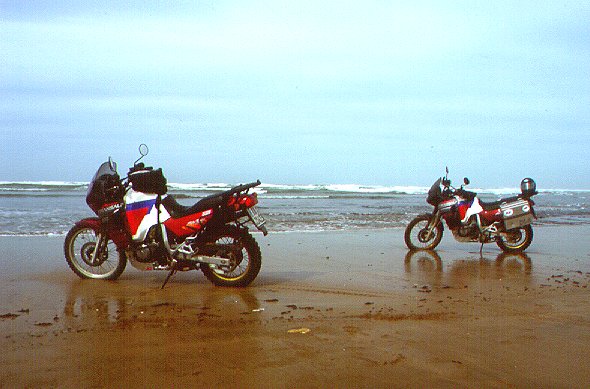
[404,215,443,250]
[496,225,533,253]
[64,225,126,280]
[201,227,261,287]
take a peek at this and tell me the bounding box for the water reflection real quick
[496,252,532,273]
[404,250,443,287]
[404,250,443,272]
[63,280,129,325]
[62,278,262,328]
[404,249,533,288]
[58,279,268,382]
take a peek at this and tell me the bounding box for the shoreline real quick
[0,216,588,232]
[2,225,590,387]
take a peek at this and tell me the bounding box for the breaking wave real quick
[0,181,589,235]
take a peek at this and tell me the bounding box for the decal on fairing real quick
[163,208,213,237]
[461,197,484,224]
[124,189,170,241]
[126,199,157,236]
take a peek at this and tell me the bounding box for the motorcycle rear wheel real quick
[404,215,443,250]
[64,225,126,280]
[201,227,261,287]
[496,225,533,253]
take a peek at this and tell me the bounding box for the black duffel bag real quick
[129,168,167,195]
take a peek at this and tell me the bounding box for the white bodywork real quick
[461,196,483,224]
[124,189,171,242]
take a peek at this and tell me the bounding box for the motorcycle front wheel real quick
[404,215,443,250]
[64,225,126,280]
[496,225,533,253]
[201,227,261,287]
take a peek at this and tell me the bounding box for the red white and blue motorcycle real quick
[64,145,267,287]
[405,168,537,253]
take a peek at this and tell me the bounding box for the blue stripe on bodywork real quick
[126,199,156,211]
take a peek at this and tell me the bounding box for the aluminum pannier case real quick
[501,199,533,230]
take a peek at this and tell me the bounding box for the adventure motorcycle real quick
[405,169,537,253]
[64,145,268,287]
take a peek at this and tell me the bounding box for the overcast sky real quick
[1,1,589,188]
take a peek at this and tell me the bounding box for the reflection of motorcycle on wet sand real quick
[404,249,532,277]
[404,250,443,273]
[63,280,263,328]
[404,249,533,296]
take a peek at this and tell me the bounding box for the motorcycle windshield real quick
[426,178,442,205]
[87,161,118,196]
[86,160,121,212]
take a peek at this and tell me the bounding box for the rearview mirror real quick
[139,144,149,156]
[464,177,470,185]
[108,156,117,172]
[134,144,149,166]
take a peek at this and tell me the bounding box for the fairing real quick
[427,178,443,205]
[124,189,170,241]
[86,161,121,213]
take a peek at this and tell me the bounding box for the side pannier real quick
[500,199,533,230]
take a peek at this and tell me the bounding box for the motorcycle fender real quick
[74,217,101,231]
[73,217,129,250]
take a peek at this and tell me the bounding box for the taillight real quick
[239,193,258,208]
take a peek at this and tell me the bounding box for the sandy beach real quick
[2,225,590,388]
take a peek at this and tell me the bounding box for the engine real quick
[127,227,165,264]
[457,224,477,238]
[450,219,479,242]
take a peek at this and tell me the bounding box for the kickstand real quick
[479,242,484,257]
[161,264,177,289]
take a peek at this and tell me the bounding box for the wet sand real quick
[1,225,590,388]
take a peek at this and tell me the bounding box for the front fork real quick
[424,211,442,241]
[90,232,108,265]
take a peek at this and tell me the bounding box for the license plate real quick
[247,206,266,228]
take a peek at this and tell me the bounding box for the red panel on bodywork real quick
[164,209,213,237]
[74,217,129,249]
[480,208,502,223]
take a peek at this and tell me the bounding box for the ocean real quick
[1,181,589,236]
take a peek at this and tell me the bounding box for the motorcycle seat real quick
[162,193,225,218]
[479,195,522,210]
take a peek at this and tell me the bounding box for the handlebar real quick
[440,178,476,200]
[455,187,477,200]
[128,163,153,175]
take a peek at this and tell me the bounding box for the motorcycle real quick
[405,168,537,253]
[64,144,268,287]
